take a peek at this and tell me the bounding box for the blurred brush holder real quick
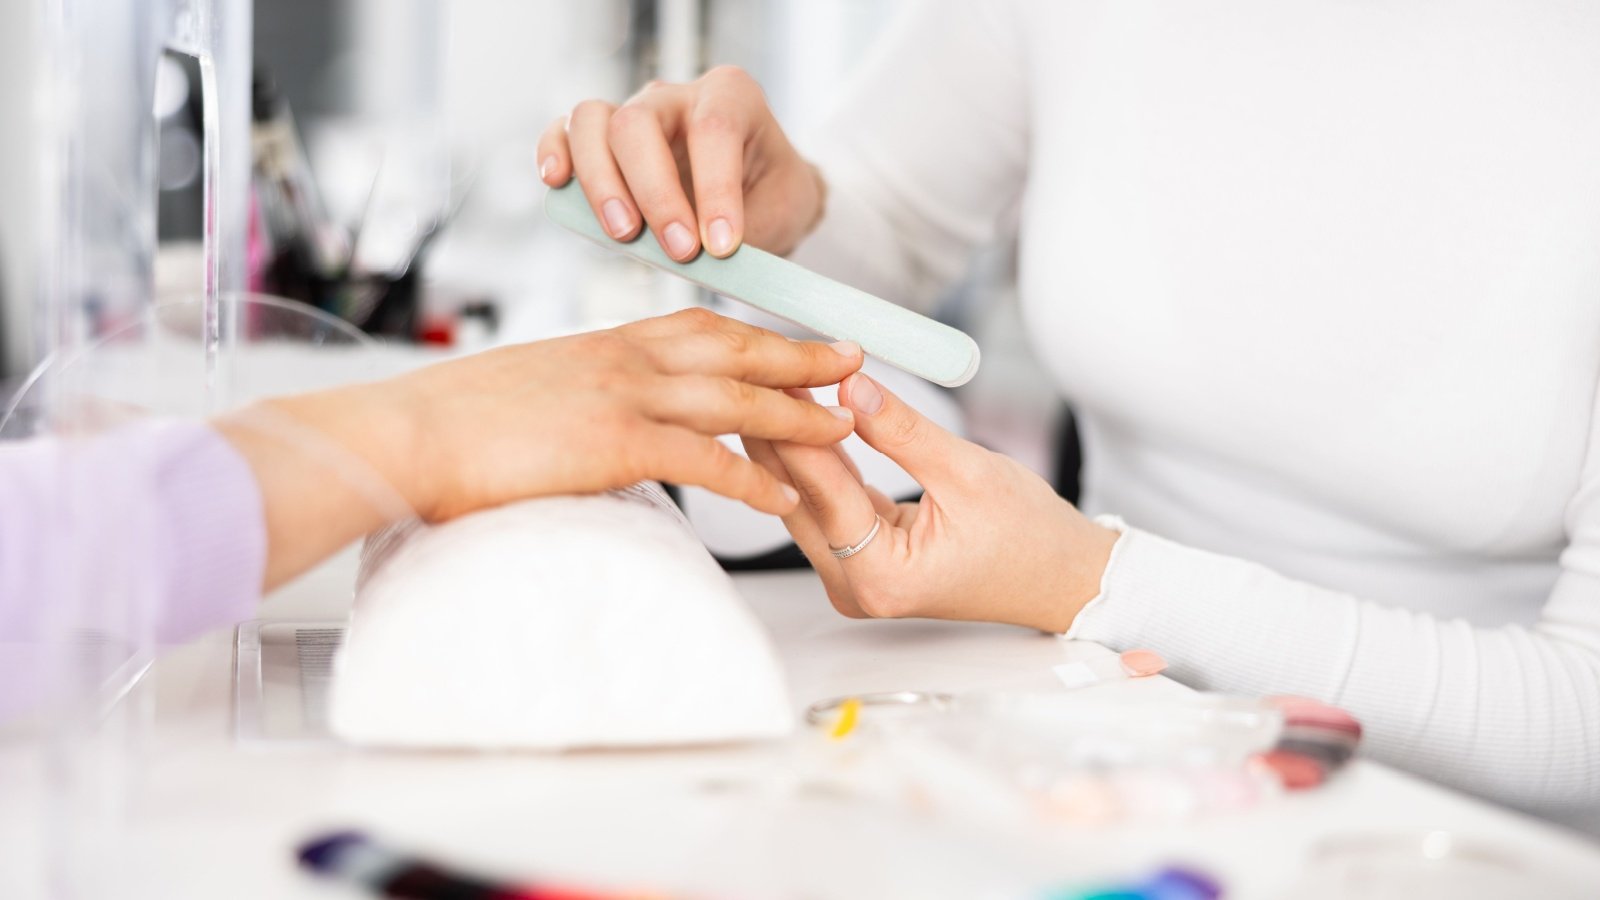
[261,250,421,341]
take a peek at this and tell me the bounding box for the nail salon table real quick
[5,560,1600,899]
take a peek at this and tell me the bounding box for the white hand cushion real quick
[328,484,794,749]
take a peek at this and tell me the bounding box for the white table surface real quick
[5,560,1600,899]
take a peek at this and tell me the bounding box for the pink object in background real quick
[1053,648,1168,689]
[246,189,269,294]
[1119,648,1167,677]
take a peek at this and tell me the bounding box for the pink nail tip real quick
[601,198,634,238]
[846,374,884,416]
[708,217,735,255]
[663,222,696,259]
[1118,649,1167,677]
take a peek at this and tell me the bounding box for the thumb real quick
[839,372,967,485]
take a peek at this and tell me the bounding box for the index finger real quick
[685,78,755,256]
[611,85,703,261]
[643,330,863,388]
[567,99,643,241]
[536,116,573,186]
[644,375,854,444]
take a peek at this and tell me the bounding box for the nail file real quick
[544,182,982,387]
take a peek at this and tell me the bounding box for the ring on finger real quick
[829,515,882,560]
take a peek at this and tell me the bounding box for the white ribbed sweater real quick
[790,0,1600,829]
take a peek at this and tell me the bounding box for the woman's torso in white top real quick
[1013,1,1600,624]
[792,0,1600,820]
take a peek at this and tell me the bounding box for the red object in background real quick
[418,316,455,347]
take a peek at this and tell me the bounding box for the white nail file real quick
[544,183,981,387]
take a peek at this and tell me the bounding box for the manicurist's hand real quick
[537,66,824,261]
[220,308,863,589]
[745,375,1120,633]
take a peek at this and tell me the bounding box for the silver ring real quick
[829,515,881,559]
[804,691,958,726]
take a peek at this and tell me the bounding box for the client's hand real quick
[376,307,860,520]
[220,308,863,589]
[745,374,1119,633]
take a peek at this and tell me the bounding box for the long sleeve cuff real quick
[1064,521,1329,695]
[1066,522,1175,648]
[1062,514,1131,641]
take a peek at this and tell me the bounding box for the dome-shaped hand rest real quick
[329,485,794,749]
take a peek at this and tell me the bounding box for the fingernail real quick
[663,222,696,259]
[828,406,853,422]
[780,484,800,505]
[830,340,860,357]
[602,198,634,238]
[708,218,735,255]
[846,374,883,415]
[539,155,557,181]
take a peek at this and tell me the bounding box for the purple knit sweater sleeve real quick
[0,419,265,721]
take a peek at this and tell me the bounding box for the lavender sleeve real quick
[0,419,266,720]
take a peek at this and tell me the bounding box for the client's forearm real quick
[212,308,863,592]
[214,384,419,592]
